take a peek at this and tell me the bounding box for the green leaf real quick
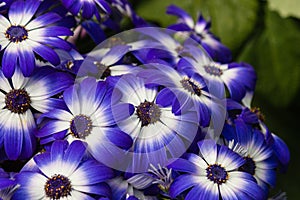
[238,11,300,107]
[135,0,259,52]
[269,0,300,18]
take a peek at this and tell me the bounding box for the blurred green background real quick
[133,0,300,198]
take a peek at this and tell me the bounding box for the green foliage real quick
[269,0,300,18]
[238,11,300,107]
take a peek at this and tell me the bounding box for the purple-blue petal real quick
[75,160,115,184]
[104,128,133,150]
[168,158,200,174]
[33,44,60,65]
[156,88,175,107]
[169,174,198,198]
[2,46,18,78]
[18,49,35,77]
[4,123,23,160]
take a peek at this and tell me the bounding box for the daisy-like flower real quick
[229,130,277,193]
[0,0,73,77]
[169,140,265,200]
[61,0,111,20]
[112,74,199,172]
[178,45,256,101]
[36,77,133,167]
[12,140,114,199]
[0,67,73,160]
[166,4,232,63]
[138,63,225,128]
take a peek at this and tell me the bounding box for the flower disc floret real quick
[136,100,161,127]
[180,77,202,96]
[206,164,228,184]
[204,65,223,76]
[70,114,93,139]
[44,174,72,199]
[5,25,28,43]
[5,89,31,114]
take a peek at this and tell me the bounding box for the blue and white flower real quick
[0,67,73,160]
[36,77,133,167]
[13,140,114,199]
[112,74,199,172]
[0,0,73,77]
[169,140,265,199]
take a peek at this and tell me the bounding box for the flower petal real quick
[2,44,18,78]
[4,112,23,160]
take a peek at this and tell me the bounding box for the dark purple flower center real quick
[5,25,28,43]
[5,89,31,114]
[206,164,228,184]
[239,156,256,175]
[136,100,161,127]
[180,77,201,96]
[45,174,72,199]
[70,114,93,139]
[204,65,223,76]
[94,62,111,79]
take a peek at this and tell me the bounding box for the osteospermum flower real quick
[0,67,73,160]
[112,74,199,172]
[13,140,114,199]
[0,0,73,77]
[169,140,265,199]
[36,77,133,166]
[61,0,111,20]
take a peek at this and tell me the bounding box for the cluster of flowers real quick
[0,0,290,199]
